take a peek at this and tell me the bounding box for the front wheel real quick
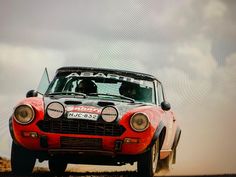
[49,157,67,175]
[137,139,160,177]
[11,141,36,175]
[158,151,173,171]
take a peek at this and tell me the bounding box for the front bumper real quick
[11,117,154,158]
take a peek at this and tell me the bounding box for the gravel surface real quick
[0,157,11,172]
[0,156,137,177]
[1,157,236,177]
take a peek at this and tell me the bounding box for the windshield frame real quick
[45,71,156,104]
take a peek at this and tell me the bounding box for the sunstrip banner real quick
[65,72,145,85]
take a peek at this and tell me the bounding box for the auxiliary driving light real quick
[101,106,118,122]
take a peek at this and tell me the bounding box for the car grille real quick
[60,137,102,150]
[37,119,125,136]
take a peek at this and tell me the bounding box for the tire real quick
[137,139,160,177]
[49,157,67,175]
[158,129,180,171]
[11,141,36,175]
[172,130,181,164]
[158,151,173,171]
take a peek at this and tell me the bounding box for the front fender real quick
[172,127,181,150]
[147,121,166,151]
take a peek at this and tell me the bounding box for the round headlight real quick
[101,106,118,122]
[47,102,65,118]
[130,113,149,132]
[14,104,35,124]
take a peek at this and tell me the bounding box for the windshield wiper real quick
[89,93,135,103]
[47,92,87,98]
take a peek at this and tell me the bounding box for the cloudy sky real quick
[0,0,236,175]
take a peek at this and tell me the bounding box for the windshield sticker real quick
[66,72,145,85]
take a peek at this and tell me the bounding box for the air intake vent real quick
[64,100,82,105]
[60,137,102,150]
[97,101,115,107]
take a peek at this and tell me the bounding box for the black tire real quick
[158,129,180,171]
[137,139,160,177]
[172,130,181,164]
[11,141,36,175]
[49,157,67,175]
[158,151,173,171]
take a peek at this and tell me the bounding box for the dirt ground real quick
[0,156,137,177]
[1,157,236,177]
[0,157,11,172]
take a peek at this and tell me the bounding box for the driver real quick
[119,82,139,100]
[75,79,97,95]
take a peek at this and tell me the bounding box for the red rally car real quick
[9,67,181,177]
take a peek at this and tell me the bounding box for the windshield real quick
[45,72,155,104]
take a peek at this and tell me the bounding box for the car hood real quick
[43,96,152,120]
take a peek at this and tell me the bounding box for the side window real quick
[155,81,164,105]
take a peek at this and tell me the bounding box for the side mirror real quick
[161,101,171,111]
[26,90,38,98]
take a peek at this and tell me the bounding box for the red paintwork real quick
[12,97,178,158]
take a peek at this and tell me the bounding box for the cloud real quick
[0,0,225,46]
[204,0,227,20]
[211,53,236,102]
[164,36,216,79]
[0,44,65,94]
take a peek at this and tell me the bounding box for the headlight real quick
[130,113,149,132]
[47,102,65,118]
[14,104,35,124]
[101,106,118,122]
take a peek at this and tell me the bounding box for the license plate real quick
[67,112,98,121]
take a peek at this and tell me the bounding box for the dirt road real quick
[0,171,137,177]
[1,157,236,177]
[0,156,137,176]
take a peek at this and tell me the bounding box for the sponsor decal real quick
[66,105,102,114]
[65,72,145,85]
